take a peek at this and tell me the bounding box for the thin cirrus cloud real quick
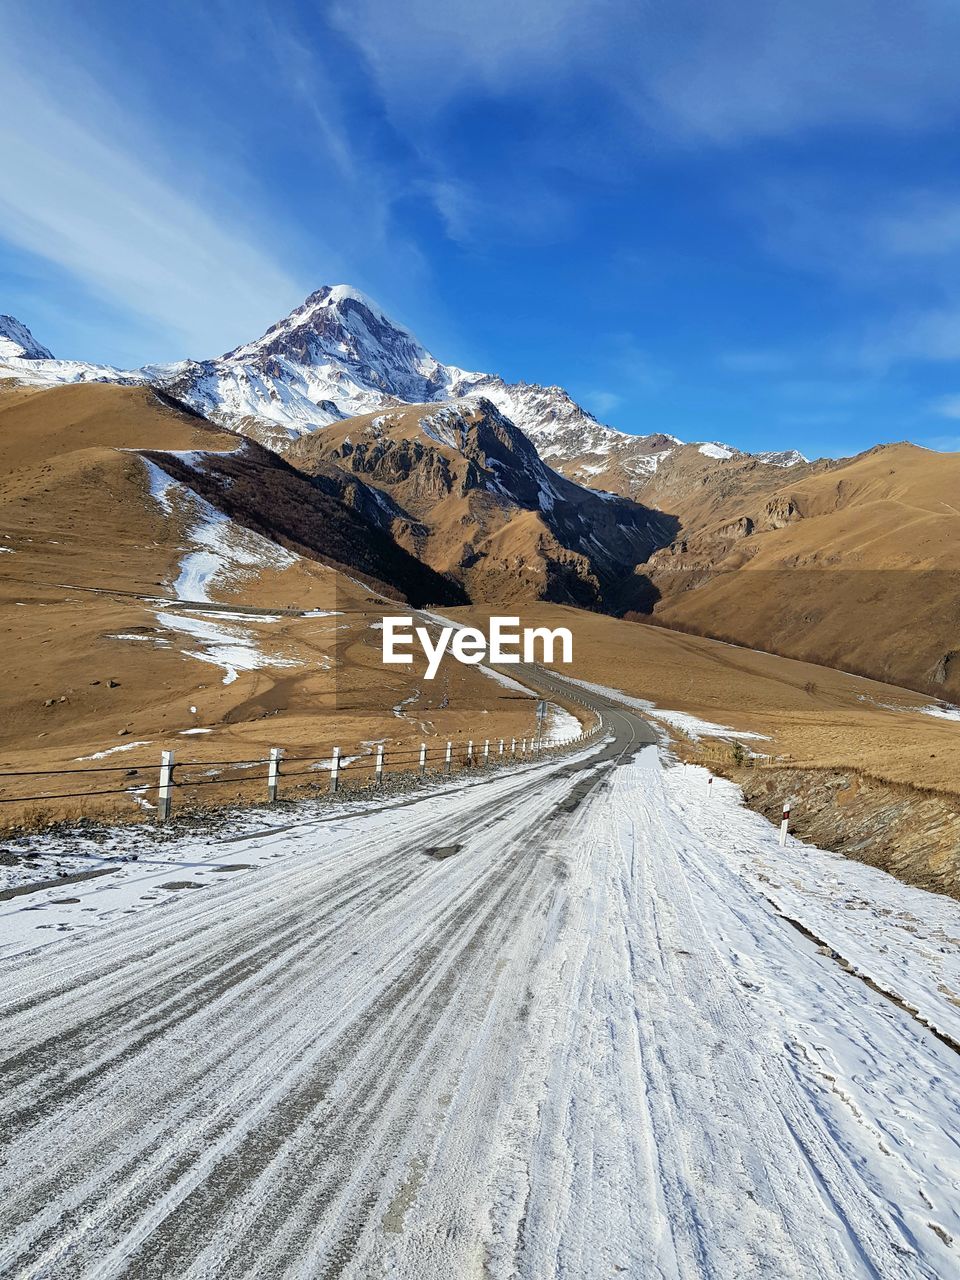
[0,57,306,361]
[333,0,960,145]
[930,394,960,420]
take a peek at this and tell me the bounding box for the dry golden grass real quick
[0,385,547,828]
[649,443,960,701]
[449,604,960,798]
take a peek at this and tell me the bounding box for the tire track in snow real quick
[2,679,959,1277]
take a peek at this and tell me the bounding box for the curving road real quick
[2,677,959,1278]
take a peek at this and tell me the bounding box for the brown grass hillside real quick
[0,384,542,827]
[645,443,960,701]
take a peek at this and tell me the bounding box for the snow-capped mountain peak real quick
[755,448,809,468]
[0,288,812,489]
[0,316,54,361]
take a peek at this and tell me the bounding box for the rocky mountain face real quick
[2,298,960,698]
[0,287,807,482]
[0,315,53,361]
[290,398,677,612]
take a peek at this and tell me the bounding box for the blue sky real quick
[4,0,960,458]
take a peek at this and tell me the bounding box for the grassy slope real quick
[648,443,960,700]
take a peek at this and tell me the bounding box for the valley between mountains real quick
[3,287,959,702]
[1,289,959,876]
[3,290,960,1279]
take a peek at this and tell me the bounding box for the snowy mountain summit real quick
[154,284,616,456]
[0,286,808,486]
[0,315,53,362]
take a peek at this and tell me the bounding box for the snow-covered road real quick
[1,686,959,1277]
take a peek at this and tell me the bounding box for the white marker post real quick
[467,739,473,767]
[375,743,384,786]
[330,746,341,794]
[158,750,174,822]
[499,738,504,758]
[511,737,516,756]
[444,740,452,775]
[483,739,490,764]
[779,800,791,847]
[267,747,282,803]
[419,742,427,777]
[707,775,713,797]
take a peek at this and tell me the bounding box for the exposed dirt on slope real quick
[739,766,960,898]
[289,399,674,612]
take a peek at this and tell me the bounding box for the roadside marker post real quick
[267,747,282,803]
[499,738,504,758]
[444,741,452,775]
[511,737,516,756]
[419,742,427,776]
[779,800,791,846]
[535,699,547,756]
[483,739,490,764]
[708,775,713,797]
[330,746,341,793]
[375,744,384,786]
[158,750,174,822]
[467,739,473,766]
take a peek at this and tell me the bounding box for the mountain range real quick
[2,292,958,701]
[1,291,806,484]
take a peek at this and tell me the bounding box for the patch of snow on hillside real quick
[858,694,960,723]
[76,741,152,761]
[142,458,177,514]
[756,449,809,467]
[0,354,139,389]
[158,609,298,686]
[141,458,297,604]
[477,665,535,696]
[622,450,668,477]
[539,703,582,745]
[698,443,735,460]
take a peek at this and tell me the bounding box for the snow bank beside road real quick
[567,675,769,741]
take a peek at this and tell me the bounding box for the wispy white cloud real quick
[333,0,960,146]
[717,349,796,375]
[930,394,960,420]
[425,178,573,246]
[582,389,624,417]
[330,0,960,268]
[920,434,960,452]
[0,55,307,359]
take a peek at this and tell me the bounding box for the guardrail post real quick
[511,737,516,756]
[467,739,473,766]
[444,740,452,775]
[498,738,504,758]
[375,743,384,786]
[157,750,174,822]
[779,800,791,846]
[419,742,427,776]
[267,747,282,803]
[330,746,341,793]
[483,739,489,765]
